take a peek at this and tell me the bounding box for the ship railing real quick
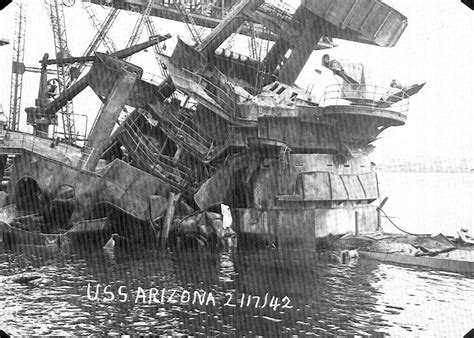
[77,145,95,169]
[135,76,215,152]
[53,113,89,146]
[105,0,227,18]
[152,101,232,162]
[320,84,410,115]
[150,0,224,17]
[259,2,293,24]
[145,66,238,118]
[143,72,166,86]
[1,131,85,166]
[181,69,237,116]
[161,104,216,157]
[138,72,234,160]
[5,131,41,153]
[119,113,194,188]
[144,72,187,103]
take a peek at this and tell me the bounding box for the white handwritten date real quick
[224,292,293,311]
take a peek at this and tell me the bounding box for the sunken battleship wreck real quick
[0,0,424,250]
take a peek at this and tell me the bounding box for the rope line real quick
[378,207,430,236]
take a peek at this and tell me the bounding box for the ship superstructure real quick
[0,0,424,248]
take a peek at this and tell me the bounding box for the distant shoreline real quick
[375,166,474,173]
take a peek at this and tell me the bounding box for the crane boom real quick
[125,0,154,55]
[80,7,119,61]
[83,3,118,54]
[144,16,170,80]
[175,1,203,43]
[74,6,120,80]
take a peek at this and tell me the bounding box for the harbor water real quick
[1,172,473,336]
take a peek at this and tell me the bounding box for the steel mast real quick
[9,0,26,131]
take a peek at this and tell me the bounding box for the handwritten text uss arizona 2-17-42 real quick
[86,283,293,311]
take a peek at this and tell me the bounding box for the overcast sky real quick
[0,0,472,162]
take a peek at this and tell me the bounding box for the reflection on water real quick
[1,245,473,336]
[1,172,473,335]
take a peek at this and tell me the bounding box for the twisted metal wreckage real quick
[0,0,425,250]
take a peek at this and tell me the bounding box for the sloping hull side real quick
[7,152,174,224]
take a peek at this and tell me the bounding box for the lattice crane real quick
[44,0,76,142]
[144,16,169,80]
[76,5,120,77]
[9,0,26,131]
[9,0,68,133]
[82,3,118,54]
[125,0,154,56]
[175,1,204,44]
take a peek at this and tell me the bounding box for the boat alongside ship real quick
[333,231,474,275]
[0,0,447,255]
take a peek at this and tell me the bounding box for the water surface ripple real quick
[1,245,472,336]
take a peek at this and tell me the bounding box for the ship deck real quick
[0,131,86,168]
